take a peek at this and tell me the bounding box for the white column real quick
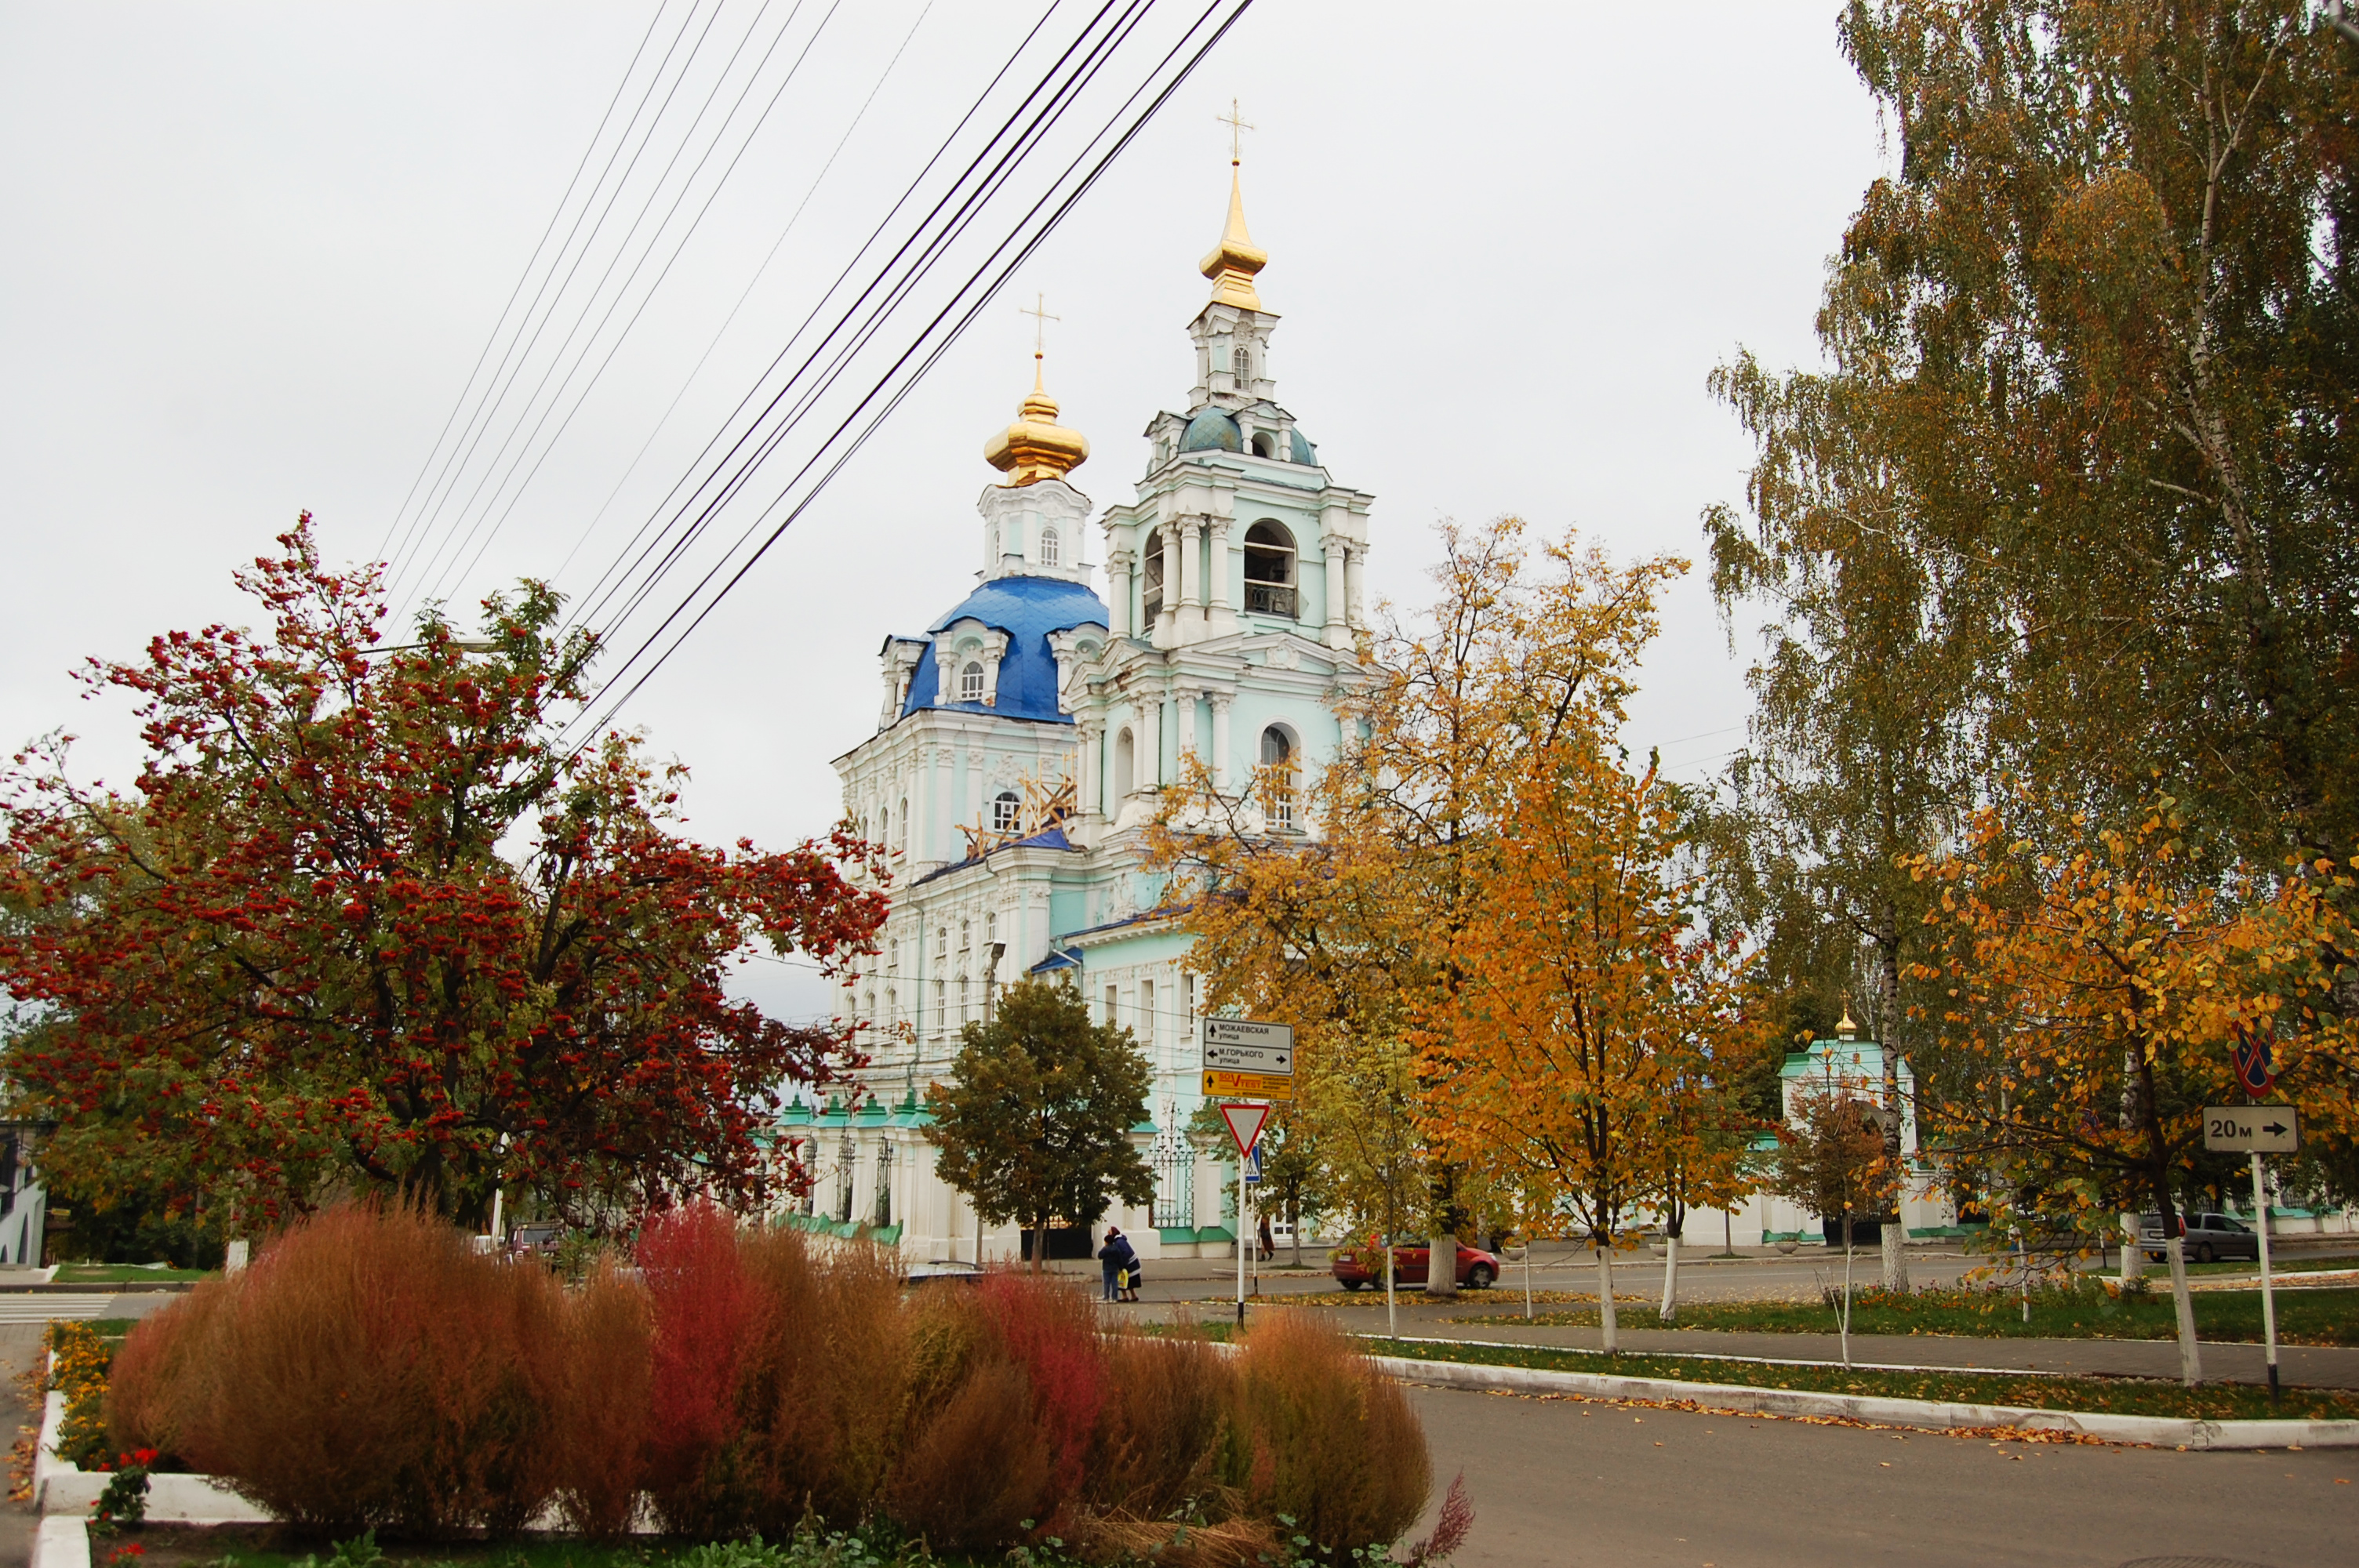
[1173,519,1198,633]
[1155,523,1181,643]
[1343,542,1365,632]
[1141,687,1165,789]
[965,749,985,845]
[1077,720,1101,818]
[1108,547,1135,639]
[1210,693,1234,790]
[1321,532,1348,649]
[1175,684,1198,764]
[1207,517,1234,634]
[1182,518,1207,636]
[929,746,951,865]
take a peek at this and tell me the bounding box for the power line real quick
[375,0,679,572]
[553,0,940,588]
[385,0,722,598]
[409,0,846,617]
[561,0,1189,665]
[565,0,1249,752]
[559,0,1126,644]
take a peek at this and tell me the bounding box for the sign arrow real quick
[2263,1122,2289,1137]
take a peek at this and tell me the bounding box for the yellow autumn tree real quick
[1147,517,1685,1296]
[1420,743,1758,1348]
[1907,795,2358,1385]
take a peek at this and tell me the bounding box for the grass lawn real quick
[2180,1254,2359,1276]
[54,1264,210,1283]
[1354,1335,2359,1425]
[1450,1284,2359,1346]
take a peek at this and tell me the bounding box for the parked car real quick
[507,1221,562,1263]
[902,1260,986,1288]
[1329,1241,1499,1290]
[2138,1210,2262,1265]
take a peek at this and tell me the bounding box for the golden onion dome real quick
[1199,170,1267,311]
[983,361,1089,486]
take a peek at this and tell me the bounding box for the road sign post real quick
[1217,1102,1270,1325]
[2207,1105,2299,1402]
[1205,1022,1293,1325]
[2252,1152,2281,1401]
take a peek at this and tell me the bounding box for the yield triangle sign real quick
[1219,1102,1270,1160]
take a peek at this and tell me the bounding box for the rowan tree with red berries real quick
[0,518,885,1231]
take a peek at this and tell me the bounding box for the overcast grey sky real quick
[0,2,1885,1018]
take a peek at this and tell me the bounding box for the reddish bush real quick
[745,1229,907,1529]
[975,1270,1106,1509]
[638,1202,770,1535]
[173,1203,567,1536]
[1228,1312,1428,1551]
[107,1277,234,1465]
[883,1357,1051,1552]
[1089,1324,1235,1519]
[549,1260,653,1539]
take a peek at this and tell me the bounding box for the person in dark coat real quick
[1097,1226,1125,1301]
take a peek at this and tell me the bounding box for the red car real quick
[1330,1241,1499,1290]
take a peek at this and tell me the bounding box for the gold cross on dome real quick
[1020,292,1060,361]
[1216,97,1254,165]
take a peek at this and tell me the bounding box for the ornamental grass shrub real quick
[1227,1312,1429,1552]
[158,1203,569,1536]
[107,1276,232,1465]
[548,1258,653,1540]
[97,1204,1434,1558]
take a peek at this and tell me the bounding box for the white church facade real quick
[776,165,1370,1264]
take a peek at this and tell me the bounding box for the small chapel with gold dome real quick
[781,160,1375,1262]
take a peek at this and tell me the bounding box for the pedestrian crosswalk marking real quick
[0,1295,118,1323]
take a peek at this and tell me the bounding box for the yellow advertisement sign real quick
[1202,1069,1295,1102]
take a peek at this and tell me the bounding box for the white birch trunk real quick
[2165,1235,2203,1385]
[1658,1233,1681,1323]
[1424,1229,1458,1297]
[2118,1212,2143,1285]
[1597,1243,1619,1352]
[1879,1220,1906,1291]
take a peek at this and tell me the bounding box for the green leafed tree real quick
[921,977,1154,1270]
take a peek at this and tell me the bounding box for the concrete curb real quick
[35,1389,270,1521]
[34,1517,89,1568]
[1372,1353,2359,1449]
[1,1283,194,1295]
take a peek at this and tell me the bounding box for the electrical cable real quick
[410,0,844,616]
[552,0,939,586]
[559,0,1122,641]
[376,0,681,573]
[385,0,735,602]
[566,0,1252,751]
[570,0,1169,658]
[566,0,1192,702]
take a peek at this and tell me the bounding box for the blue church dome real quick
[1179,408,1241,452]
[901,575,1108,724]
[1289,427,1317,466]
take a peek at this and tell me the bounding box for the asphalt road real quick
[1406,1380,2359,1568]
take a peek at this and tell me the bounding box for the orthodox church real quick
[775,159,1373,1263]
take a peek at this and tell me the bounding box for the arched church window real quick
[1141,531,1165,622]
[936,927,949,961]
[960,918,970,953]
[1250,433,1276,459]
[1234,347,1251,380]
[897,798,909,852]
[1114,728,1136,800]
[1040,528,1060,567]
[1245,521,1297,618]
[993,790,1020,834]
[960,661,984,703]
[1260,725,1298,832]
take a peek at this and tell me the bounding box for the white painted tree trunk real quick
[1424,1229,1458,1297]
[2165,1235,2202,1385]
[1658,1233,1681,1323]
[2119,1212,2143,1286]
[1879,1220,1906,1290]
[1597,1243,1619,1352]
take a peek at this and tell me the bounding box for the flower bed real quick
[94,1205,1441,1563]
